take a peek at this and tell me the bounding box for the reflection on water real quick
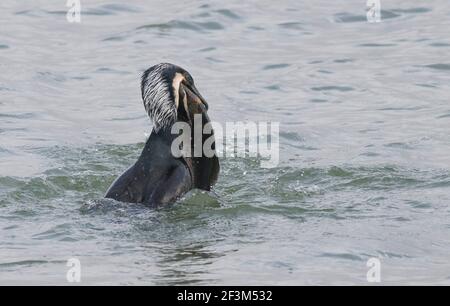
[1,0,450,285]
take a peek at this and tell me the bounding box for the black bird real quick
[105,63,219,206]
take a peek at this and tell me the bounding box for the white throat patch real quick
[172,72,185,110]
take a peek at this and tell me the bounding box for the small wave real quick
[311,86,354,92]
[215,9,241,20]
[213,203,308,220]
[32,223,73,241]
[278,22,303,30]
[102,36,126,42]
[415,83,438,88]
[384,142,414,149]
[333,59,354,63]
[197,47,216,52]
[95,67,131,75]
[100,3,140,13]
[205,56,225,63]
[177,190,221,208]
[264,84,281,91]
[80,198,144,214]
[378,106,425,111]
[46,4,140,16]
[0,112,35,119]
[429,42,450,47]
[437,112,450,119]
[137,20,224,32]
[0,260,65,268]
[333,13,367,23]
[425,64,450,71]
[262,63,290,70]
[391,7,431,14]
[358,43,397,47]
[319,252,364,261]
[310,98,328,103]
[334,10,401,23]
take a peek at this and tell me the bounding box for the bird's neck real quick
[139,127,177,163]
[142,123,219,190]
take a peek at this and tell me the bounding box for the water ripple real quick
[311,86,354,92]
[262,63,290,70]
[425,63,450,71]
[137,20,224,32]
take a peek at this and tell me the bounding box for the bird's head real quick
[141,63,209,132]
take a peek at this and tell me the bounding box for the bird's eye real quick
[185,74,194,84]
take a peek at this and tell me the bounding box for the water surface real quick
[1,0,450,285]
